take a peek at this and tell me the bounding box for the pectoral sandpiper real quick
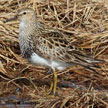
[5,8,104,95]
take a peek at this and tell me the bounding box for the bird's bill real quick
[4,15,18,23]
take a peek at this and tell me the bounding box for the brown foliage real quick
[0,0,108,108]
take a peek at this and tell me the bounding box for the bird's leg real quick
[48,68,57,95]
[48,81,53,93]
[53,69,57,95]
[47,68,54,95]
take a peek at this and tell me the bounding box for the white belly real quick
[29,53,66,70]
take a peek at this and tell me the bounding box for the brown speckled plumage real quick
[5,8,104,95]
[6,8,104,71]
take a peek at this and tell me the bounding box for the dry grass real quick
[0,0,108,108]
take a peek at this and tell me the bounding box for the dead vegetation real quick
[0,0,108,108]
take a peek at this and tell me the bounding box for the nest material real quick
[0,0,108,108]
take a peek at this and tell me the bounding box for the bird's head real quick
[5,8,36,23]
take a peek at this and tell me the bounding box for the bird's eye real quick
[23,12,26,15]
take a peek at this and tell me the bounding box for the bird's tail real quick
[69,50,104,72]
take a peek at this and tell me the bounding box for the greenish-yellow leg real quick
[48,69,57,95]
[53,70,57,95]
[48,81,53,93]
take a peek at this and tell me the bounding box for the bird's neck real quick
[18,18,44,58]
[18,19,36,58]
[19,19,35,32]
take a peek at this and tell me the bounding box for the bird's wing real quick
[32,29,77,61]
[32,29,103,68]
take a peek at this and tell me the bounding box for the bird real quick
[5,8,104,95]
